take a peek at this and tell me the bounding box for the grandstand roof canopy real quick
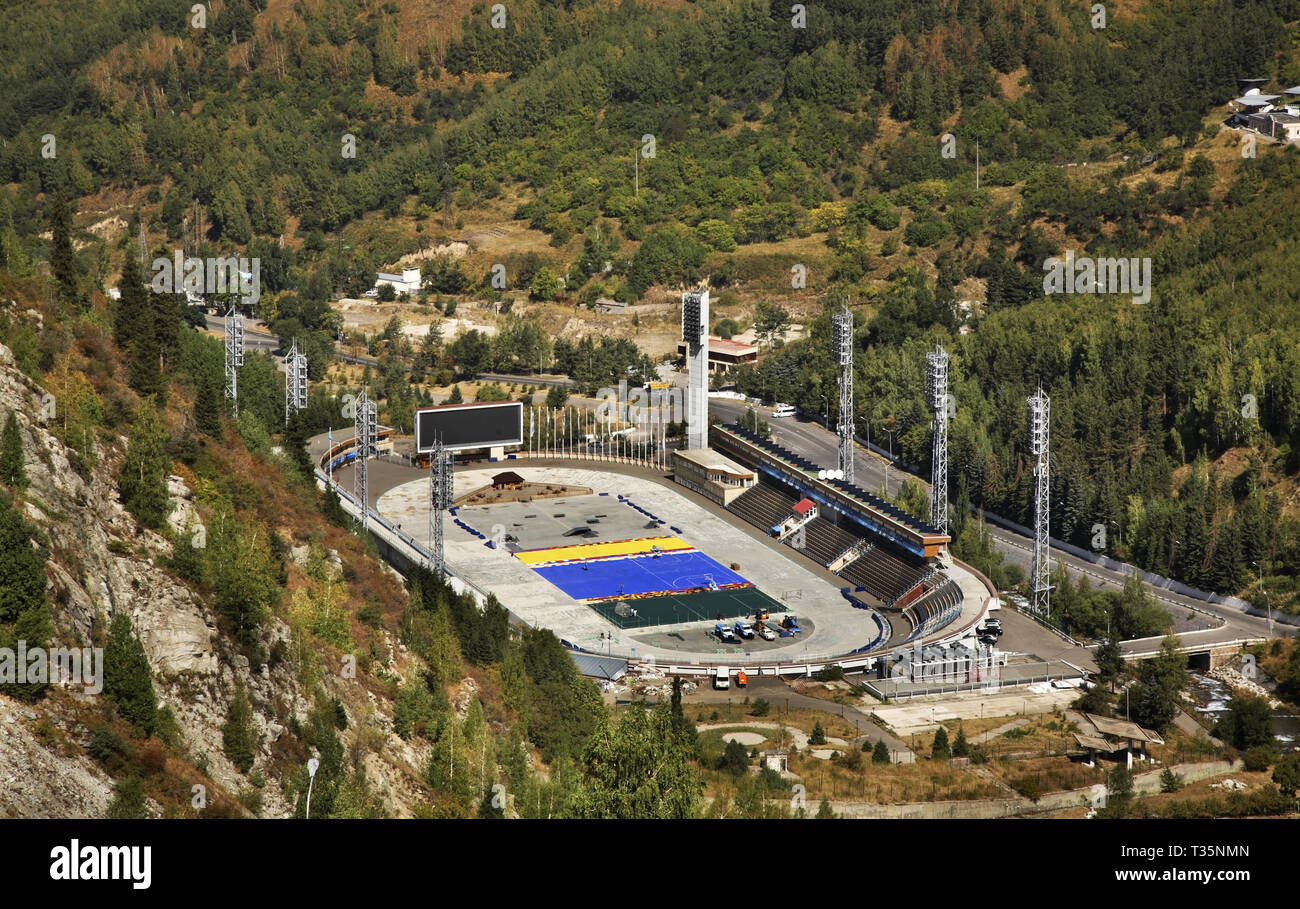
[1082,713,1164,745]
[569,652,628,680]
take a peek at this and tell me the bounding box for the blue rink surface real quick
[532,550,749,600]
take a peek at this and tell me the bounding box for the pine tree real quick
[931,725,950,759]
[117,401,170,528]
[103,612,157,735]
[116,255,163,399]
[872,738,891,764]
[0,411,26,489]
[48,194,82,308]
[446,384,464,404]
[222,684,257,774]
[195,367,223,436]
[0,504,51,701]
[952,725,970,757]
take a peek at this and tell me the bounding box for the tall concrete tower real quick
[682,288,709,450]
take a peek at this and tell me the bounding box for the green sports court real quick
[589,586,787,630]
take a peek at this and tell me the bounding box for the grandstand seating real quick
[838,544,930,606]
[791,516,861,566]
[903,579,963,640]
[727,482,800,531]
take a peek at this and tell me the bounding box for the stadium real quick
[312,291,996,678]
[314,423,993,678]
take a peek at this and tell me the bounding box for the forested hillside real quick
[3,0,1300,637]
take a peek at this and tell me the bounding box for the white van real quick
[771,403,797,417]
[713,666,730,690]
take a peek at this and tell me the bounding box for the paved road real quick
[709,399,1284,644]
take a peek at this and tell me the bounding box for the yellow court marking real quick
[515,536,692,565]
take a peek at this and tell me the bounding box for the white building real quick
[374,266,422,296]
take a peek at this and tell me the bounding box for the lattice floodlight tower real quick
[285,339,309,425]
[926,344,950,534]
[682,288,709,450]
[428,435,454,575]
[224,306,244,416]
[1027,385,1052,618]
[354,389,377,530]
[832,304,855,484]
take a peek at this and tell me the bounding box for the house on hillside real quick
[372,266,422,296]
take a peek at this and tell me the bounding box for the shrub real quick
[105,776,148,819]
[809,721,827,746]
[750,698,770,717]
[1242,745,1276,772]
[1159,767,1184,793]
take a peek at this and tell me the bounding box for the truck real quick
[734,620,755,639]
[713,665,730,690]
[714,623,737,643]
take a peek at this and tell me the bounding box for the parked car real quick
[758,624,777,641]
[977,633,998,647]
[713,665,730,690]
[771,403,797,417]
[734,620,755,639]
[714,623,737,643]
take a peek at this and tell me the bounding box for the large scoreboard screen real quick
[415,402,523,453]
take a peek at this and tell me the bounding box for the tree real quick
[117,401,170,529]
[952,725,969,758]
[1095,634,1124,690]
[569,704,702,819]
[809,721,827,745]
[48,194,82,309]
[530,267,563,301]
[116,255,163,399]
[222,684,257,774]
[753,300,791,349]
[1102,763,1135,817]
[669,676,697,749]
[207,509,280,641]
[1272,752,1300,797]
[0,504,51,701]
[1129,633,1188,733]
[103,612,157,735]
[0,412,26,489]
[816,798,836,819]
[1215,695,1275,751]
[445,384,464,404]
[872,738,891,764]
[721,739,749,776]
[1159,767,1184,793]
[931,726,951,759]
[545,384,568,408]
